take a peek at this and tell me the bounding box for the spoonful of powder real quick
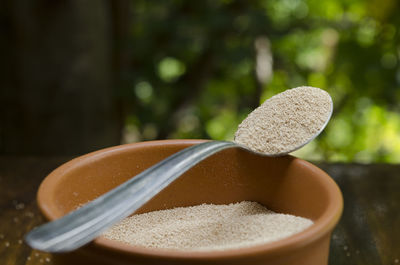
[234,86,332,155]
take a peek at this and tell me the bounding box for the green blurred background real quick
[2,0,400,162]
[122,0,400,163]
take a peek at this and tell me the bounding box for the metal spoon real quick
[25,87,332,253]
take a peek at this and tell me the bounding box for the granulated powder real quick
[102,86,328,251]
[234,86,332,154]
[102,201,313,251]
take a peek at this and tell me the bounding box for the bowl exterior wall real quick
[37,140,342,265]
[51,233,331,265]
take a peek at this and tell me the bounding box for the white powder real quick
[234,86,332,154]
[102,201,313,251]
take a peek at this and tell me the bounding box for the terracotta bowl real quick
[37,139,343,265]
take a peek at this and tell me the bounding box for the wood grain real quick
[0,156,70,265]
[0,157,399,264]
[321,164,400,265]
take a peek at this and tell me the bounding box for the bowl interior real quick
[38,140,341,255]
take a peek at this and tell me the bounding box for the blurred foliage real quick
[120,0,400,163]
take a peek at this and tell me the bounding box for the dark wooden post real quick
[0,0,129,155]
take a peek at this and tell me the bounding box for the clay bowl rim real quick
[37,139,343,260]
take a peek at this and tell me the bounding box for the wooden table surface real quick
[0,156,399,265]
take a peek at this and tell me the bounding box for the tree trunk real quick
[1,0,128,155]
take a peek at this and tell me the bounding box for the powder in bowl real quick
[102,201,313,251]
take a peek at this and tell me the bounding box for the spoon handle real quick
[25,141,237,253]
